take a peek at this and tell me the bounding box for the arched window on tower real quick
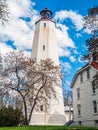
[40,105,43,111]
[43,45,45,50]
[44,22,46,27]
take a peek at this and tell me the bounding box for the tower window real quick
[40,105,43,111]
[44,23,46,27]
[43,45,45,50]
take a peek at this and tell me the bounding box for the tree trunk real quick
[23,97,28,125]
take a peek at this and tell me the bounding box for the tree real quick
[84,6,98,37]
[63,89,73,121]
[63,89,73,106]
[82,6,98,61]
[82,37,98,61]
[1,50,61,125]
[0,54,5,108]
[0,0,9,25]
[0,0,9,103]
[83,6,98,103]
[0,106,24,126]
[93,72,98,88]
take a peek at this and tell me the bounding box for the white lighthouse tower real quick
[30,8,65,125]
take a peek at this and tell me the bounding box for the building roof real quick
[91,62,98,70]
[70,62,98,88]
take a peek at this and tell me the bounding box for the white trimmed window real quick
[80,73,83,83]
[92,80,96,94]
[87,68,90,79]
[77,104,81,115]
[93,100,97,113]
[77,88,80,99]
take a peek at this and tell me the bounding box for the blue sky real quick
[0,0,98,90]
[33,0,97,16]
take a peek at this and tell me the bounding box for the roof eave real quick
[70,64,90,88]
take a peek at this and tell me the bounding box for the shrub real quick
[0,106,25,126]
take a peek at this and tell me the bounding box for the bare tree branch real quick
[1,50,62,125]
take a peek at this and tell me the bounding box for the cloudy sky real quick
[0,0,97,90]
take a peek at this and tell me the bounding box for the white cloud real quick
[76,33,82,38]
[24,50,31,57]
[56,24,75,48]
[78,55,84,63]
[64,62,72,70]
[59,47,71,57]
[54,10,84,31]
[73,50,78,55]
[0,43,13,55]
[0,1,83,60]
[0,19,33,49]
[60,61,72,76]
[66,80,71,86]
[70,56,76,62]
[56,23,75,57]
[0,42,31,58]
[0,0,38,50]
[7,0,35,18]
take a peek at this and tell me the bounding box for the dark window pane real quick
[77,104,81,115]
[92,80,96,93]
[80,73,83,83]
[77,88,80,99]
[44,23,46,27]
[87,68,90,79]
[40,105,43,111]
[93,100,97,113]
[43,45,45,50]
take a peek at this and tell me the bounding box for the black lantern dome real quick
[40,8,52,19]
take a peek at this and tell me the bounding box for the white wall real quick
[31,19,59,65]
[73,66,98,126]
[30,18,65,125]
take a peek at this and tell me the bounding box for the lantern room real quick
[40,8,52,19]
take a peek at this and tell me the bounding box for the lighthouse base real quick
[29,113,66,126]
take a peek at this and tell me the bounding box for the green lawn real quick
[0,126,97,130]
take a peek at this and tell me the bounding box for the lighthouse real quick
[30,8,65,125]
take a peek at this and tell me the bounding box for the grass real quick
[0,126,97,130]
